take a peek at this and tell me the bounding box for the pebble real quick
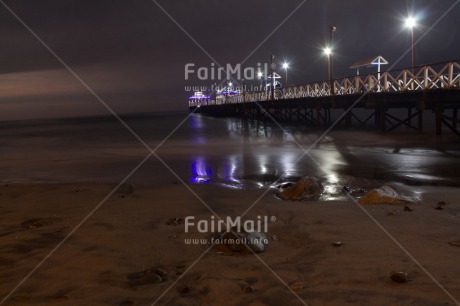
[448,241,460,248]
[289,281,306,292]
[332,241,343,247]
[390,272,409,283]
[404,206,413,212]
[126,267,167,286]
[241,284,255,293]
[117,184,134,195]
[176,284,191,295]
[166,218,183,226]
[438,200,447,206]
[435,205,444,210]
[387,211,398,216]
[22,218,62,229]
[154,268,167,277]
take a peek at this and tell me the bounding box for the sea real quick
[1,112,460,199]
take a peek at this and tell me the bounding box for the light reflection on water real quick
[186,115,460,196]
[188,116,353,200]
[2,113,460,191]
[188,150,351,200]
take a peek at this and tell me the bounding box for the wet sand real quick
[1,182,459,305]
[1,115,460,305]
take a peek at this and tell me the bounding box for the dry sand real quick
[0,182,459,306]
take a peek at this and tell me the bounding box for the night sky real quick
[0,0,459,120]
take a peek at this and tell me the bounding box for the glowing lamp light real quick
[405,16,416,29]
[282,62,289,69]
[324,47,332,56]
[228,82,233,87]
[257,72,263,78]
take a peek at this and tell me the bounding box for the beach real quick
[1,113,460,305]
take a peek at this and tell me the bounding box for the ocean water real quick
[1,112,460,193]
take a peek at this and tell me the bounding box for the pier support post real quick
[435,102,443,136]
[454,108,458,131]
[377,108,386,131]
[344,109,352,128]
[408,108,412,126]
[418,110,423,133]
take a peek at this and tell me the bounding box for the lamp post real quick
[226,82,232,103]
[282,62,289,86]
[330,26,336,76]
[324,26,336,95]
[258,71,263,91]
[270,54,275,100]
[324,47,332,94]
[405,16,416,68]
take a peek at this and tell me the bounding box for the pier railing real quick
[190,61,460,106]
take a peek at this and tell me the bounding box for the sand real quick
[1,182,459,306]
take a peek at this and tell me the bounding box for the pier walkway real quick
[190,60,460,136]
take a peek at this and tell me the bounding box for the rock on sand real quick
[358,186,415,205]
[279,176,323,201]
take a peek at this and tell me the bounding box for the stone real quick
[390,272,409,283]
[387,211,398,216]
[438,200,447,206]
[279,176,323,201]
[435,205,444,210]
[357,186,415,205]
[332,241,343,247]
[404,206,413,212]
[211,226,268,254]
[241,284,255,293]
[166,218,183,226]
[289,281,306,292]
[176,284,191,295]
[21,218,62,229]
[448,241,460,248]
[127,267,167,286]
[117,184,134,195]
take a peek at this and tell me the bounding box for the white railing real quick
[220,61,460,105]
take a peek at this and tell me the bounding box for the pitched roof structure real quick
[350,55,389,69]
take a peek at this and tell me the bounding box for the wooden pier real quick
[189,61,460,136]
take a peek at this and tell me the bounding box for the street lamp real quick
[326,26,336,95]
[282,62,289,86]
[324,47,333,93]
[270,54,275,100]
[257,71,263,90]
[405,16,416,68]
